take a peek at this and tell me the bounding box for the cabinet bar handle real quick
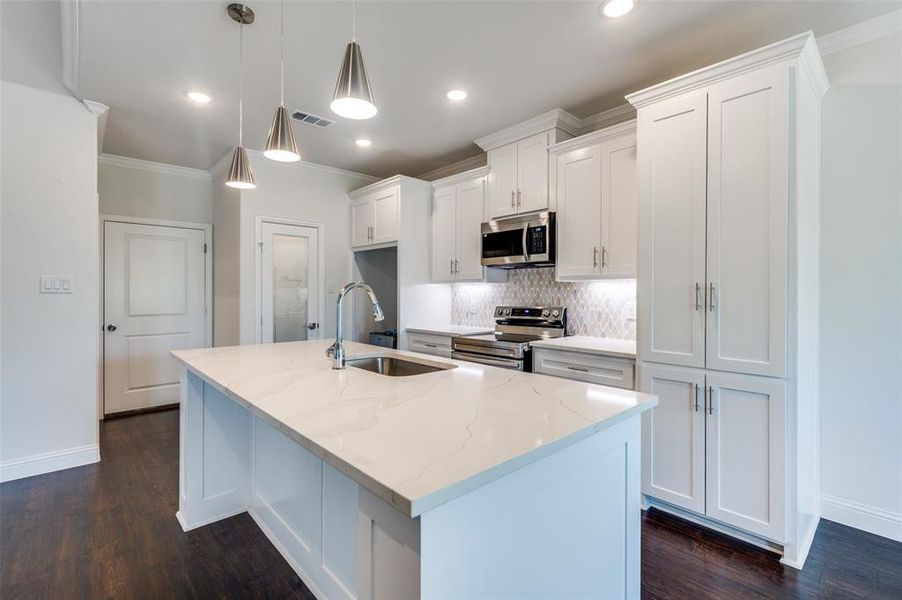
[708,385,714,415]
[695,283,702,310]
[694,383,700,412]
[709,283,715,311]
[601,246,607,268]
[450,259,454,275]
[593,247,599,268]
[424,343,438,348]
[567,366,589,372]
[454,259,459,274]
[511,190,515,208]
[517,189,521,208]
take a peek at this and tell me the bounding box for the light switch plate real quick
[40,276,73,294]
[625,302,637,320]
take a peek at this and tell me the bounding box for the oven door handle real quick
[522,222,530,262]
[452,351,523,371]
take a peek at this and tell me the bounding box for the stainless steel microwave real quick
[481,212,555,269]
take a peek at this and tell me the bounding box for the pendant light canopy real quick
[264,0,300,162]
[330,1,377,120]
[226,3,256,189]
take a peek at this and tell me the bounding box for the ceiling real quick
[76,1,897,178]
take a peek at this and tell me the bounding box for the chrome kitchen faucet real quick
[327,281,385,369]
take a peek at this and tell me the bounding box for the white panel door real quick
[554,143,603,279]
[636,93,708,368]
[705,372,786,542]
[371,188,400,244]
[516,132,550,213]
[351,199,373,247]
[260,222,320,343]
[706,67,788,377]
[639,363,706,514]
[431,186,457,282]
[601,134,638,278]
[487,144,519,219]
[454,178,486,281]
[104,221,206,414]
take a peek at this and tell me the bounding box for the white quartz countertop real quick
[530,336,637,359]
[172,340,656,517]
[406,325,494,336]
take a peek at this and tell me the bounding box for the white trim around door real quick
[254,216,327,344]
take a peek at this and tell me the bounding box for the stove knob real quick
[551,309,560,318]
[504,308,512,316]
[542,309,550,317]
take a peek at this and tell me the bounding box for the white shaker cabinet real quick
[629,33,828,567]
[551,121,638,281]
[515,133,551,214]
[636,93,707,368]
[705,68,788,377]
[486,143,519,219]
[351,186,400,248]
[430,168,489,282]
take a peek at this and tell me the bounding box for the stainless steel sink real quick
[346,355,457,377]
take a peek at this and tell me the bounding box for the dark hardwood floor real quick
[2,409,899,599]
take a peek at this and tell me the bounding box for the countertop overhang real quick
[172,340,656,517]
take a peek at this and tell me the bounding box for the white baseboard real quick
[821,494,902,542]
[0,444,100,483]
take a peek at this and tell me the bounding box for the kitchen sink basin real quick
[346,355,457,377]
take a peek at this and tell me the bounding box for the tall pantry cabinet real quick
[627,33,828,568]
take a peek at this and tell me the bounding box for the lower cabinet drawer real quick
[407,332,453,358]
[533,348,635,390]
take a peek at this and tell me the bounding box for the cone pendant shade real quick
[330,42,377,120]
[264,106,300,162]
[226,145,256,189]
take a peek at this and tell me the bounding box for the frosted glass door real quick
[261,222,320,343]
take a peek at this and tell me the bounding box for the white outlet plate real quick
[40,276,73,294]
[625,302,637,320]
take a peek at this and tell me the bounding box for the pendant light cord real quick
[352,0,357,42]
[280,0,285,106]
[238,20,244,146]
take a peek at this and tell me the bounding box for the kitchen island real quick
[172,340,657,599]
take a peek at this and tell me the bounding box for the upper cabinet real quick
[351,184,400,248]
[430,168,491,282]
[476,109,580,220]
[550,121,637,281]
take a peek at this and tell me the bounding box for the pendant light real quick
[330,0,377,120]
[263,0,300,162]
[226,3,256,189]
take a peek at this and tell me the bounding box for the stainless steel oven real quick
[481,212,555,269]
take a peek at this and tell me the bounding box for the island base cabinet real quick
[179,367,644,599]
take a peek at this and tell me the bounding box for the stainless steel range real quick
[451,306,567,371]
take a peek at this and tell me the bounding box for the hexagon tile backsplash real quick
[451,269,637,340]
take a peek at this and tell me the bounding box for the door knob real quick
[307,323,319,330]
[106,324,117,332]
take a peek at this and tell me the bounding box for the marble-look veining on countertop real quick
[172,340,656,517]
[451,269,636,340]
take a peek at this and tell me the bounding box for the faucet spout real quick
[328,281,385,369]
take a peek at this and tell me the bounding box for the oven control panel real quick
[494,306,566,323]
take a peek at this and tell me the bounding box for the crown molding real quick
[816,9,902,56]
[417,154,487,182]
[549,120,637,155]
[84,100,110,154]
[579,104,636,134]
[99,154,212,180]
[82,100,109,117]
[627,32,826,109]
[347,174,430,198]
[430,166,490,189]
[475,108,582,151]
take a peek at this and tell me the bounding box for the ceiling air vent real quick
[291,110,334,128]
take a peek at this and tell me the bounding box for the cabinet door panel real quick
[636,93,707,368]
[639,363,706,514]
[706,68,787,377]
[487,145,518,219]
[372,188,400,244]
[554,144,602,279]
[351,200,374,248]
[705,372,785,542]
[516,132,550,213]
[431,187,456,282]
[601,135,638,278]
[455,178,486,281]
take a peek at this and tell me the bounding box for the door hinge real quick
[204,306,208,316]
[203,243,208,254]
[258,241,264,252]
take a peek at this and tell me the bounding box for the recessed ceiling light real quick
[446,89,468,101]
[186,91,212,104]
[601,0,634,18]
[355,138,373,147]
